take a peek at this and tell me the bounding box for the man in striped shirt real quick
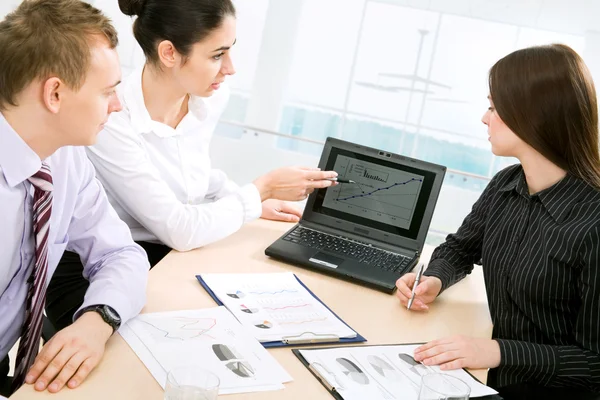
[0,0,149,396]
[397,44,600,400]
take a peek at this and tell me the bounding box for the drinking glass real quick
[418,373,471,400]
[164,366,220,400]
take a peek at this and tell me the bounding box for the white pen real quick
[407,262,425,310]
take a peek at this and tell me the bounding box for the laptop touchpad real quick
[309,252,345,269]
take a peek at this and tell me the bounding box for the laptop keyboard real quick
[283,226,413,273]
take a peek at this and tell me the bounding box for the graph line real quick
[336,178,422,201]
[334,202,411,220]
[336,190,417,207]
[278,317,328,325]
[141,318,217,340]
[248,289,298,295]
[262,304,311,311]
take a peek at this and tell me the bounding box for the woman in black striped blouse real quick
[396,44,600,400]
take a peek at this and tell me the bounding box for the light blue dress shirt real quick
[0,113,149,360]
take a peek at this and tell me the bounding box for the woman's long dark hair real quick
[489,44,600,188]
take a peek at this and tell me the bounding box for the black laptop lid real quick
[303,137,446,253]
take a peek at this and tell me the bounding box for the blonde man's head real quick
[0,0,118,110]
[0,0,123,154]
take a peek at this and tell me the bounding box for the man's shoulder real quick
[50,145,88,164]
[48,146,92,180]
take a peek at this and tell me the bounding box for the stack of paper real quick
[199,272,358,344]
[296,344,499,399]
[119,306,292,394]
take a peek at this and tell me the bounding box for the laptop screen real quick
[309,145,441,241]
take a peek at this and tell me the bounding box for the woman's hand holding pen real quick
[253,166,338,201]
[395,273,442,311]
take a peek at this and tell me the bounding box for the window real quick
[223,0,269,123]
[271,1,585,184]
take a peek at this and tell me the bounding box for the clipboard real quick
[293,344,504,400]
[196,274,366,348]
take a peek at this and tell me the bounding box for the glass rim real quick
[420,373,471,396]
[166,365,220,390]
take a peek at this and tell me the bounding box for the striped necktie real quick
[12,162,54,392]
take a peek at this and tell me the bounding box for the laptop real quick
[265,137,446,293]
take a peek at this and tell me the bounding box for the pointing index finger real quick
[304,170,338,180]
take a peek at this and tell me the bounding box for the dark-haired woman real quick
[396,44,600,400]
[45,0,337,331]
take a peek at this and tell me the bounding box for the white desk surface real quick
[13,219,492,399]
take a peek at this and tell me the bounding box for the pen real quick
[407,263,425,310]
[325,177,356,184]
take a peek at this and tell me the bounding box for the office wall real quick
[1,0,597,240]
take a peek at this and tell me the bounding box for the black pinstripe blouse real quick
[425,164,600,391]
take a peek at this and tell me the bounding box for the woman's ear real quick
[157,40,178,69]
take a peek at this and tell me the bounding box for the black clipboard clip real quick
[282,331,341,345]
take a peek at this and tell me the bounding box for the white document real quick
[298,345,498,400]
[199,272,358,343]
[119,306,292,395]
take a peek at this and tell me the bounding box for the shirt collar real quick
[0,112,42,187]
[498,169,521,194]
[123,66,211,138]
[498,164,592,223]
[537,173,592,223]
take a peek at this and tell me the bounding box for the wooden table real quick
[13,220,492,399]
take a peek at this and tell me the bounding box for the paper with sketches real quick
[199,272,357,342]
[298,344,498,399]
[119,306,291,394]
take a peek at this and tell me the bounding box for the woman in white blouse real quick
[45,0,337,331]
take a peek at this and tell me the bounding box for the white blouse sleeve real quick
[86,112,262,252]
[205,168,243,200]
